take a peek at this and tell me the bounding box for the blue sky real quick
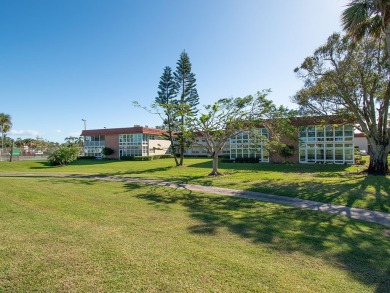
[0,0,348,143]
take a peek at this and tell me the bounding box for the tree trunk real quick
[179,141,184,166]
[9,141,13,162]
[385,25,390,66]
[169,136,179,166]
[208,152,223,176]
[367,144,389,175]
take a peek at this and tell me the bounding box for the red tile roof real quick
[81,127,167,136]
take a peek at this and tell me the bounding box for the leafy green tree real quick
[65,136,83,147]
[48,145,79,166]
[174,51,199,165]
[293,33,389,175]
[191,90,296,176]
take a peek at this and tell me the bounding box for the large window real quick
[84,135,105,156]
[299,125,354,164]
[119,134,149,157]
[230,129,269,162]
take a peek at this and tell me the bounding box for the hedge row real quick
[77,156,97,160]
[120,154,174,161]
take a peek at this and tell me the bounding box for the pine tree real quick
[156,66,176,105]
[174,51,199,113]
[173,51,199,165]
[155,66,180,165]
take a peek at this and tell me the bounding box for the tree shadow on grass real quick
[244,174,390,213]
[133,184,390,292]
[188,159,351,173]
[29,159,120,170]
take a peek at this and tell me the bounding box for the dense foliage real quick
[294,33,389,175]
[120,154,173,161]
[101,147,114,156]
[191,90,297,176]
[48,145,79,166]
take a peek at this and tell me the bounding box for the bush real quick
[77,156,96,160]
[120,154,173,161]
[101,147,114,156]
[232,157,259,163]
[279,145,296,159]
[159,154,174,159]
[48,146,79,166]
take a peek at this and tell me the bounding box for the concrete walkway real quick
[93,176,390,227]
[2,173,390,227]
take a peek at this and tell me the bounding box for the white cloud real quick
[55,129,62,133]
[10,129,42,137]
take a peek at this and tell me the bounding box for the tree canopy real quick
[191,90,296,176]
[293,33,390,174]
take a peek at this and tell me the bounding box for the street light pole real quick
[81,119,86,130]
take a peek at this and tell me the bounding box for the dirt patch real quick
[384,229,390,237]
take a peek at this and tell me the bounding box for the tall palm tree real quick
[342,0,390,55]
[0,113,12,152]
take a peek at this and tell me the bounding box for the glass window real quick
[308,149,315,161]
[335,149,343,160]
[335,126,343,137]
[300,149,306,162]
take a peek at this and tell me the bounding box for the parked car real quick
[359,150,367,155]
[35,151,44,155]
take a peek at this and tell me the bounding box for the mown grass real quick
[1,157,389,212]
[0,177,389,292]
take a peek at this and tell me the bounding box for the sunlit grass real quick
[0,177,389,292]
[1,157,389,212]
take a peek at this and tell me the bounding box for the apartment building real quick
[80,118,363,164]
[81,126,171,159]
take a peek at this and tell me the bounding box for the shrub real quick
[77,156,96,160]
[48,146,79,166]
[233,157,259,163]
[120,154,173,161]
[158,154,174,159]
[101,147,114,156]
[279,145,296,159]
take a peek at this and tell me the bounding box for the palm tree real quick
[342,0,390,55]
[0,113,12,154]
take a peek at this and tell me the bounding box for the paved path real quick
[2,173,390,227]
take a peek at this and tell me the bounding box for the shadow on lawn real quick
[244,174,390,213]
[188,159,351,173]
[29,159,119,170]
[132,183,390,292]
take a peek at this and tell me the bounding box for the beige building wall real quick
[149,139,171,155]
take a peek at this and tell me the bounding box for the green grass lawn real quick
[0,176,389,292]
[1,157,389,212]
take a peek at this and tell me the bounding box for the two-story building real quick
[81,126,171,159]
[81,118,365,165]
